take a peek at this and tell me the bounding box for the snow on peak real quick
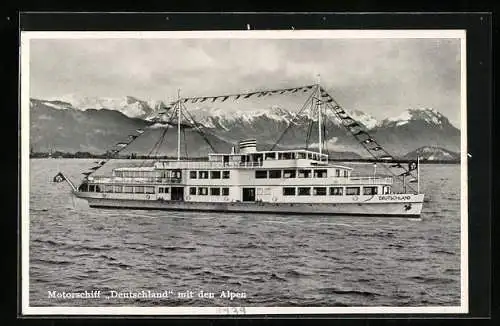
[384,108,446,127]
[349,110,379,129]
[44,94,165,119]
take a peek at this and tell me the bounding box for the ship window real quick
[298,169,311,178]
[265,152,276,160]
[298,187,311,196]
[199,171,209,179]
[198,187,208,195]
[104,185,113,193]
[255,170,268,179]
[268,170,281,179]
[283,152,292,160]
[114,186,122,193]
[172,170,182,179]
[363,187,378,195]
[123,186,133,193]
[330,187,343,196]
[134,186,144,193]
[297,152,306,159]
[190,171,197,179]
[78,183,88,192]
[283,170,296,178]
[164,187,169,194]
[210,171,221,179]
[307,153,313,159]
[313,187,327,196]
[159,187,164,193]
[343,170,349,177]
[145,186,155,194]
[115,171,123,177]
[95,185,101,193]
[336,169,341,177]
[222,171,230,179]
[383,186,391,194]
[210,188,221,196]
[189,187,196,195]
[346,187,360,195]
[283,187,296,196]
[222,187,230,196]
[314,169,327,178]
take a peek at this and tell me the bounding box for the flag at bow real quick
[408,160,418,172]
[53,172,66,183]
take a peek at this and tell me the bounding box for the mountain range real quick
[29,95,461,159]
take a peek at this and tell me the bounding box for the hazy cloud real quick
[29,37,461,126]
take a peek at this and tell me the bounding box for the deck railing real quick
[155,161,264,169]
[348,177,393,184]
[89,177,182,184]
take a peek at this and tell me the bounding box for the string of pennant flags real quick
[75,83,418,193]
[80,128,146,177]
[173,84,316,105]
[78,85,317,178]
[317,87,418,192]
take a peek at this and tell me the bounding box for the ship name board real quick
[378,195,412,201]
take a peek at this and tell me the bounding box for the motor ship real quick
[55,80,425,217]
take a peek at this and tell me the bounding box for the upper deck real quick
[152,147,344,170]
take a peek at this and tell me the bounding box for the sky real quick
[29,36,462,127]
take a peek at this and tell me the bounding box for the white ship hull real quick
[76,192,424,217]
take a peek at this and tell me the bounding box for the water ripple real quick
[28,159,461,307]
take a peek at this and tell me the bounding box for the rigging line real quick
[304,92,317,151]
[322,101,417,193]
[81,122,148,180]
[305,119,314,151]
[178,84,316,102]
[183,127,189,159]
[305,97,319,151]
[323,115,328,157]
[179,101,218,154]
[152,127,169,159]
[269,88,317,151]
[139,105,177,166]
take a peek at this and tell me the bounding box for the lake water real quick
[27,159,462,307]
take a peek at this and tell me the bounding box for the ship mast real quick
[317,74,322,155]
[177,88,181,161]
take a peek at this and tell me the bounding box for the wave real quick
[317,287,379,298]
[407,275,456,284]
[31,258,72,266]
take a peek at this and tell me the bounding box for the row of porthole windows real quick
[189,187,230,196]
[190,170,230,179]
[282,186,381,196]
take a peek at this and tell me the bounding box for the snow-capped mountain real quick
[404,146,460,161]
[29,96,461,157]
[380,108,452,128]
[43,95,169,119]
[369,108,460,155]
[186,105,379,132]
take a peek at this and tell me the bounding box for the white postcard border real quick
[20,29,468,316]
